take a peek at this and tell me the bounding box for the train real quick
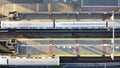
[0,56,59,65]
[1,21,120,29]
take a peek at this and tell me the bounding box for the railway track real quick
[0,29,120,38]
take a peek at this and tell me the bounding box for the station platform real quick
[0,38,120,58]
[11,38,120,58]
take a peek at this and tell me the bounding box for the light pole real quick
[111,11,115,60]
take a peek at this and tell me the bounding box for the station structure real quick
[0,0,120,66]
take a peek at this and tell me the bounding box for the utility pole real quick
[111,11,115,60]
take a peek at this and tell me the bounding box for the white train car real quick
[55,21,107,29]
[0,56,9,65]
[1,21,53,29]
[0,56,60,65]
[108,21,120,29]
[8,57,59,65]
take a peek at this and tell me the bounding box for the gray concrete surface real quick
[19,40,120,55]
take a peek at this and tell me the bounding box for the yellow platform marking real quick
[16,54,120,57]
[55,54,76,57]
[80,54,102,57]
[16,38,120,41]
[31,54,53,57]
[112,54,120,56]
